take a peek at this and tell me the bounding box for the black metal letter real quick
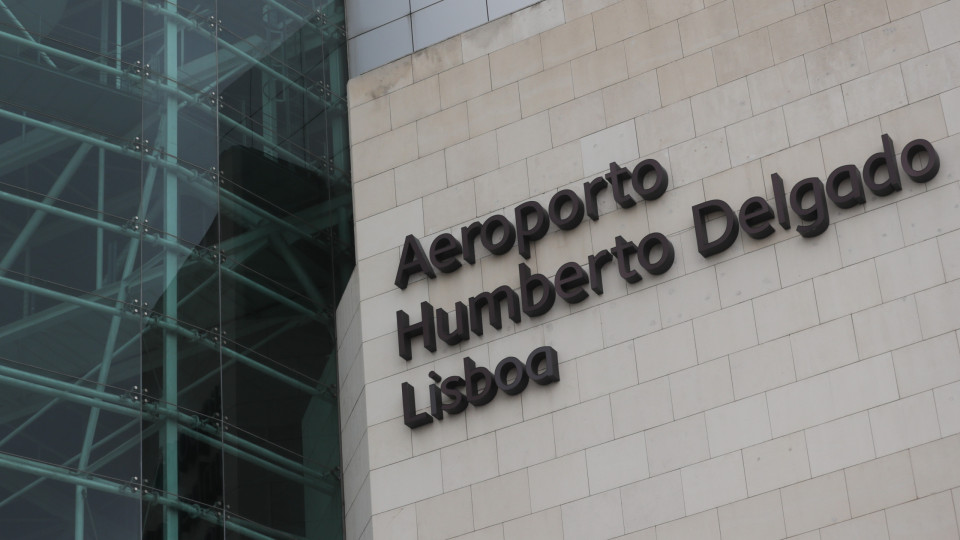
[395,235,435,289]
[692,200,739,257]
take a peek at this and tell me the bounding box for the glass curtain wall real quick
[0,0,351,538]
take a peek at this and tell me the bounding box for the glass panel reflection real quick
[0,0,350,536]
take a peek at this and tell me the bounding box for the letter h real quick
[397,301,437,360]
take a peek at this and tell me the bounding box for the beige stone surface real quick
[490,36,543,89]
[713,28,775,85]
[625,22,684,77]
[657,50,718,106]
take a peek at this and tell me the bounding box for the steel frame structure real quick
[0,0,350,538]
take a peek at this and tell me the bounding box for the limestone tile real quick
[752,281,819,343]
[871,391,942,456]
[899,183,960,245]
[813,260,881,322]
[877,239,945,302]
[747,58,810,115]
[658,266,721,329]
[368,418,414,470]
[910,434,960,497]
[355,170,397,221]
[795,0,831,12]
[561,490,625,540]
[534,226,593,277]
[593,0,650,49]
[413,36,462,82]
[423,181,476,234]
[353,123,419,181]
[886,0,946,19]
[391,76,442,129]
[727,109,790,166]
[635,100,696,156]
[660,511,723,540]
[395,151,447,205]
[944,87,960,135]
[580,120,640,175]
[370,451,443,514]
[452,525,504,540]
[571,42,629,97]
[577,342,641,401]
[714,29,775,85]
[887,492,960,540]
[439,56,492,109]
[526,140,583,195]
[901,44,960,102]
[599,288,662,346]
[490,36,543,89]
[854,295,924,357]
[459,0,564,61]
[634,321,699,381]
[670,357,735,418]
[818,117,881,172]
[805,411,875,476]
[717,491,786,540]
[471,470,532,529]
[880,97,948,150]
[681,453,748,515]
[621,471,686,532]
[692,79,752,136]
[542,305,603,358]
[611,377,675,436]
[549,91,606,145]
[371,505,417,540]
[351,95,392,145]
[356,199,424,260]
[758,138,826,199]
[706,393,772,456]
[835,204,904,266]
[921,0,960,49]
[503,507,563,540]
[842,65,909,124]
[702,160,766,207]
[645,413,711,475]
[936,380,960,436]
[715,247,780,308]
[783,88,849,144]
[602,71,661,126]
[520,360,581,420]
[494,416,555,475]
[942,229,960,280]
[826,0,890,42]
[528,451,590,512]
[693,302,759,362]
[769,7,832,63]
[678,1,739,55]
[417,103,470,156]
[416,488,474,540]
[519,63,575,117]
[657,50,718,106]
[791,317,860,379]
[496,111,552,166]
[553,396,615,456]
[742,432,811,495]
[647,0,704,27]
[846,450,916,517]
[541,15,596,69]
[446,132,500,184]
[806,36,869,93]
[781,471,851,536]
[563,0,618,19]
[348,56,413,107]
[767,352,899,436]
[729,338,796,399]
[669,130,730,186]
[734,0,794,34]
[412,410,469,456]
[820,512,890,540]
[625,22,684,77]
[586,432,650,493]
[468,84,522,138]
[863,14,928,72]
[473,162,527,215]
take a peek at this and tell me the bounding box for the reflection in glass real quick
[0,0,350,538]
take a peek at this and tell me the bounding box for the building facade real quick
[341,1,960,539]
[0,0,351,538]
